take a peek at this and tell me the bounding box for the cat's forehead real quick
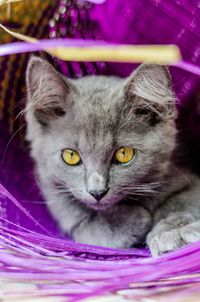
[63,76,139,147]
[56,77,125,153]
[69,75,125,123]
[72,100,118,151]
[72,75,124,104]
[73,75,124,90]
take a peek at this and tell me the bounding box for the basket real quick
[1,1,200,301]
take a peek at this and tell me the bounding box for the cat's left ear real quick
[123,64,175,124]
[26,56,75,126]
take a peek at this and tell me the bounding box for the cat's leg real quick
[147,178,200,256]
[72,204,152,249]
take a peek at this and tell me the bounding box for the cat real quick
[25,56,200,256]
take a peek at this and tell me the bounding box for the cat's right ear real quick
[26,56,74,126]
[123,64,175,126]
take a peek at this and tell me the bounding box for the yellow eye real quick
[113,146,135,164]
[61,149,81,166]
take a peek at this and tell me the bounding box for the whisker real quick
[116,180,167,198]
[22,199,46,205]
[1,124,26,165]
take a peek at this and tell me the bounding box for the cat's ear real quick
[123,64,175,125]
[26,56,74,126]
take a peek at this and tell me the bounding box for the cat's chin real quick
[86,202,114,211]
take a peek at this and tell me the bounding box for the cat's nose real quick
[89,188,110,201]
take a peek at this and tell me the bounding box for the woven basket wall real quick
[1,1,200,301]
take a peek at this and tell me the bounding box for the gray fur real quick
[25,56,200,254]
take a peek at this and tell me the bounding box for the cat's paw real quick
[147,214,200,256]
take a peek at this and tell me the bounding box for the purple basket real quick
[1,0,200,301]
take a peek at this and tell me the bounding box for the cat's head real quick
[26,56,176,211]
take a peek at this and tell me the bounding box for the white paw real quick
[147,215,200,256]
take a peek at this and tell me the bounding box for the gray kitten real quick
[25,56,200,256]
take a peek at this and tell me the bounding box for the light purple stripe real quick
[0,39,113,56]
[0,39,200,77]
[173,61,200,76]
[86,0,106,3]
[0,184,51,236]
